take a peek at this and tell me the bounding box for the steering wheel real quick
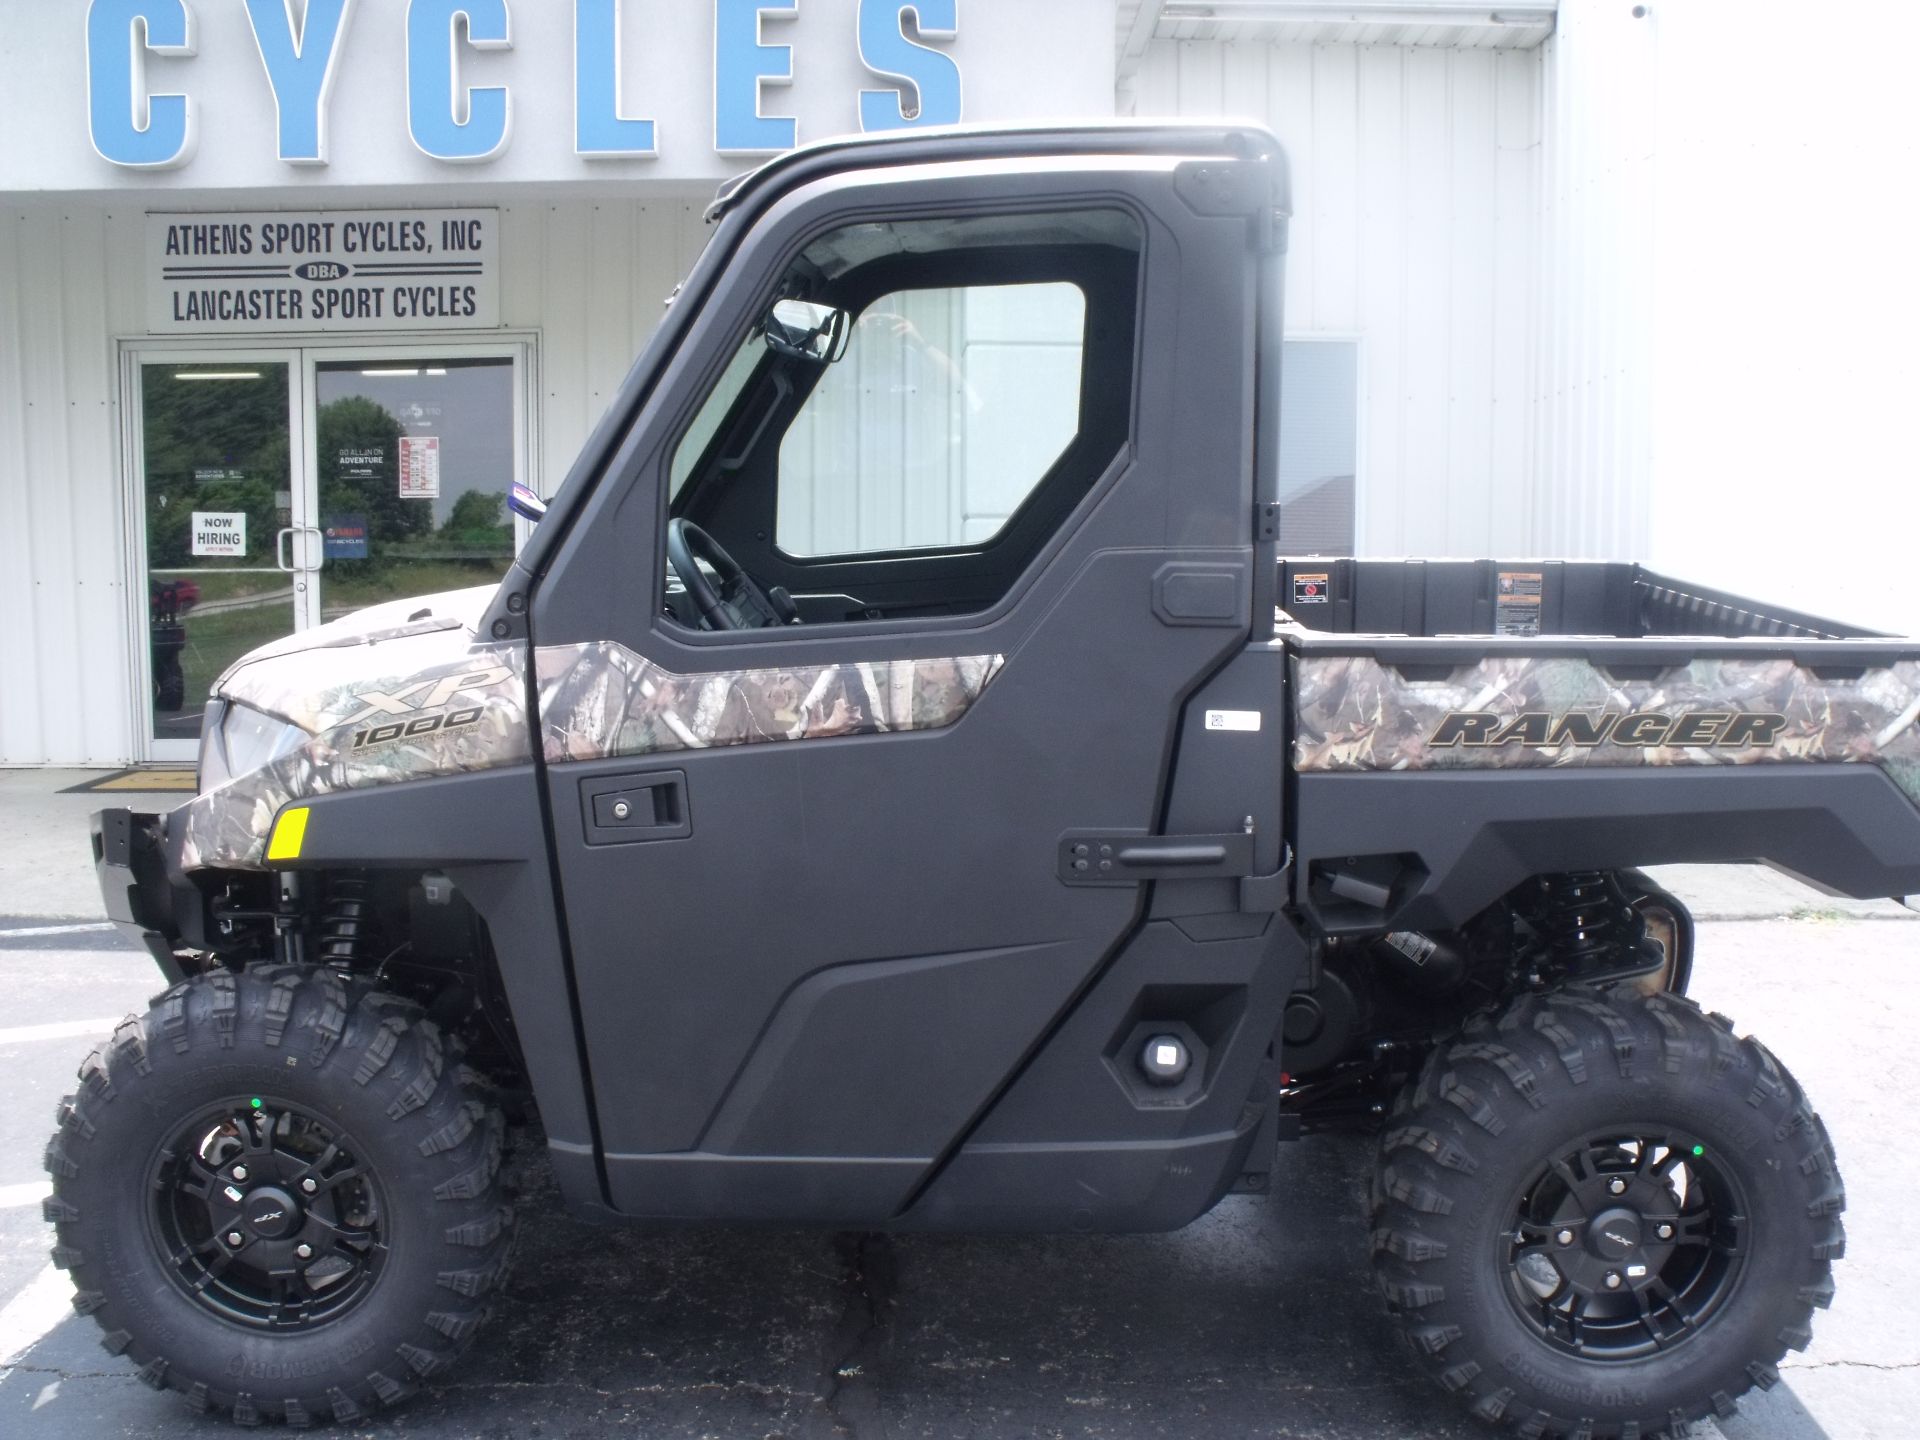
[666,518,793,631]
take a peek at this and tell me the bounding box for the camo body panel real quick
[536,643,1003,762]
[178,636,534,872]
[180,631,1004,871]
[1294,653,1920,804]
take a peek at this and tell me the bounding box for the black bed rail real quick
[1632,572,1882,642]
[1275,557,1894,641]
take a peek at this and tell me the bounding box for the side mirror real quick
[508,482,547,522]
[763,298,849,364]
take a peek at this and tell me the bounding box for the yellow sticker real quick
[266,806,310,863]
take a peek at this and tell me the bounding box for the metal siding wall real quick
[498,198,713,502]
[1532,4,1656,560]
[1134,39,1540,556]
[0,207,140,767]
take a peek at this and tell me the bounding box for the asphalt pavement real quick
[0,771,1914,1437]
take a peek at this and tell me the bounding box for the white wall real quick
[1541,0,1920,636]
[0,206,142,767]
[1132,38,1541,557]
[1531,1,1655,562]
[1646,0,1920,636]
[497,197,714,495]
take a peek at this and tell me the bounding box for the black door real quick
[527,138,1274,1222]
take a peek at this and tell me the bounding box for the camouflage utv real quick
[62,124,1920,1438]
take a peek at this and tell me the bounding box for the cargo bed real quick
[1274,558,1920,932]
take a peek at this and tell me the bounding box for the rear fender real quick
[1293,764,1920,933]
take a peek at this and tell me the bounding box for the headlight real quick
[197,701,310,793]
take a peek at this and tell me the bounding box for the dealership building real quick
[1,0,1913,767]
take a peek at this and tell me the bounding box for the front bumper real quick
[91,808,190,982]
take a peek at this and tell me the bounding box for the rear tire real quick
[44,965,515,1424]
[1373,988,1841,1439]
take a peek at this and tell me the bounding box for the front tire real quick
[1373,988,1842,1439]
[44,965,515,1424]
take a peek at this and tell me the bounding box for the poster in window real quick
[322,514,370,560]
[338,447,385,481]
[398,436,441,500]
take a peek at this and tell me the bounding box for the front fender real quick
[281,768,606,1218]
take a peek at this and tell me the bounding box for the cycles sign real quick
[82,0,962,171]
[146,209,498,334]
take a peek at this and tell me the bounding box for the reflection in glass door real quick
[139,360,308,749]
[312,358,518,620]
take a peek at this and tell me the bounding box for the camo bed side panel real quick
[180,641,1004,871]
[1293,654,1920,805]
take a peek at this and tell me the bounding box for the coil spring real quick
[1536,870,1637,968]
[318,874,372,966]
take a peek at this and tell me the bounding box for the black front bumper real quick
[91,808,190,982]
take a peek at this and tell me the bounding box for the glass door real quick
[308,353,522,621]
[130,343,530,760]
[137,356,313,756]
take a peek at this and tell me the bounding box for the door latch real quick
[580,770,690,846]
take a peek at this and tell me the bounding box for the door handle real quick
[295,525,324,571]
[276,527,296,572]
[580,770,691,845]
[1058,828,1256,885]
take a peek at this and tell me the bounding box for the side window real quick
[1275,339,1360,555]
[670,340,765,499]
[777,281,1087,556]
[664,207,1142,631]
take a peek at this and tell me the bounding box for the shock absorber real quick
[318,874,372,967]
[1532,871,1659,981]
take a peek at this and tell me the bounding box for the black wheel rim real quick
[145,1097,389,1331]
[1502,1128,1749,1362]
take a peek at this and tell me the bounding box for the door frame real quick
[118,332,542,762]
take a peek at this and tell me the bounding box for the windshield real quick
[669,338,766,498]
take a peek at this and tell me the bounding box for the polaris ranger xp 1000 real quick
[66,124,1920,1437]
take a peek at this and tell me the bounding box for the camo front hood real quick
[213,586,500,726]
[178,590,536,873]
[175,595,1004,872]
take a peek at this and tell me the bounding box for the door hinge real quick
[1256,502,1280,542]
